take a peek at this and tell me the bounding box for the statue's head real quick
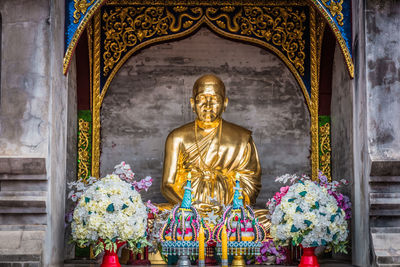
[190,74,228,122]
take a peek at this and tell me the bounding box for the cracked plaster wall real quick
[366,0,400,161]
[100,27,311,207]
[0,0,50,156]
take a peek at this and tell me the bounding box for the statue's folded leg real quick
[254,209,272,239]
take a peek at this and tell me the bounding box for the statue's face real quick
[191,86,227,122]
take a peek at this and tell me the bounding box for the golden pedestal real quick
[148,250,167,264]
[232,255,246,267]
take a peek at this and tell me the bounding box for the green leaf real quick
[297,236,304,244]
[314,201,320,209]
[296,206,303,213]
[291,225,300,232]
[85,197,90,203]
[327,227,331,234]
[304,220,312,227]
[333,233,338,241]
[299,191,307,197]
[330,215,336,222]
[288,198,295,202]
[129,196,133,203]
[106,204,115,213]
[122,204,129,210]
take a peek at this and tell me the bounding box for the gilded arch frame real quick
[84,0,323,181]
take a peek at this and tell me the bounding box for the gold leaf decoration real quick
[102,6,203,76]
[205,6,306,76]
[319,122,331,181]
[73,0,96,24]
[78,118,91,181]
[321,0,344,26]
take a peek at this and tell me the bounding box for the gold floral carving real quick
[321,0,344,26]
[102,6,203,76]
[309,8,319,181]
[102,5,306,77]
[205,6,306,76]
[73,0,97,24]
[92,12,101,179]
[319,122,331,181]
[78,119,91,180]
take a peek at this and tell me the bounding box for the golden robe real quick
[161,119,261,213]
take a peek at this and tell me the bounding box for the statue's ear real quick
[224,97,229,111]
[190,97,195,111]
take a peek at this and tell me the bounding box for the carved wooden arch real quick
[63,0,353,78]
[87,1,322,180]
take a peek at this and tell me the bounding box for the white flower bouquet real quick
[69,162,151,256]
[270,179,348,253]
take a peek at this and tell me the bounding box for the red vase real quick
[101,249,121,267]
[298,247,320,267]
[100,240,126,267]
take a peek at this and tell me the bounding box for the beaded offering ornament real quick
[213,175,267,256]
[160,172,211,263]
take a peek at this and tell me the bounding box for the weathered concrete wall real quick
[0,0,50,156]
[331,44,353,262]
[366,0,400,161]
[100,27,311,207]
[331,45,353,196]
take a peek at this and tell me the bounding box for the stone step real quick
[372,227,400,233]
[0,174,47,181]
[0,254,41,267]
[0,214,47,225]
[0,193,47,214]
[0,194,46,207]
[370,193,400,206]
[371,232,400,265]
[0,225,46,231]
[370,176,400,183]
[370,209,400,217]
[0,179,47,191]
[0,158,46,175]
[0,230,45,255]
[0,191,46,197]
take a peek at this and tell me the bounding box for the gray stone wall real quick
[100,27,311,207]
[331,44,353,262]
[331,45,353,196]
[366,0,400,162]
[0,0,50,156]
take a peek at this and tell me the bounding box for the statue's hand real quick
[193,202,222,214]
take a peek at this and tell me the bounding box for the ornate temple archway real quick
[68,0,352,182]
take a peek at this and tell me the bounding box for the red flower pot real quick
[101,249,121,267]
[100,240,126,267]
[298,247,320,267]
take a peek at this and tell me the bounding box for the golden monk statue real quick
[161,74,262,215]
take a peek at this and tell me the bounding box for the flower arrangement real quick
[267,172,351,222]
[68,162,153,256]
[269,176,349,253]
[246,239,287,265]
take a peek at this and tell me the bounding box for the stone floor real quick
[64,261,355,267]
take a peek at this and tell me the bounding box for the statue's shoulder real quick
[167,122,195,140]
[222,120,252,139]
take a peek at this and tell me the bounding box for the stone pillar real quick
[352,0,370,265]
